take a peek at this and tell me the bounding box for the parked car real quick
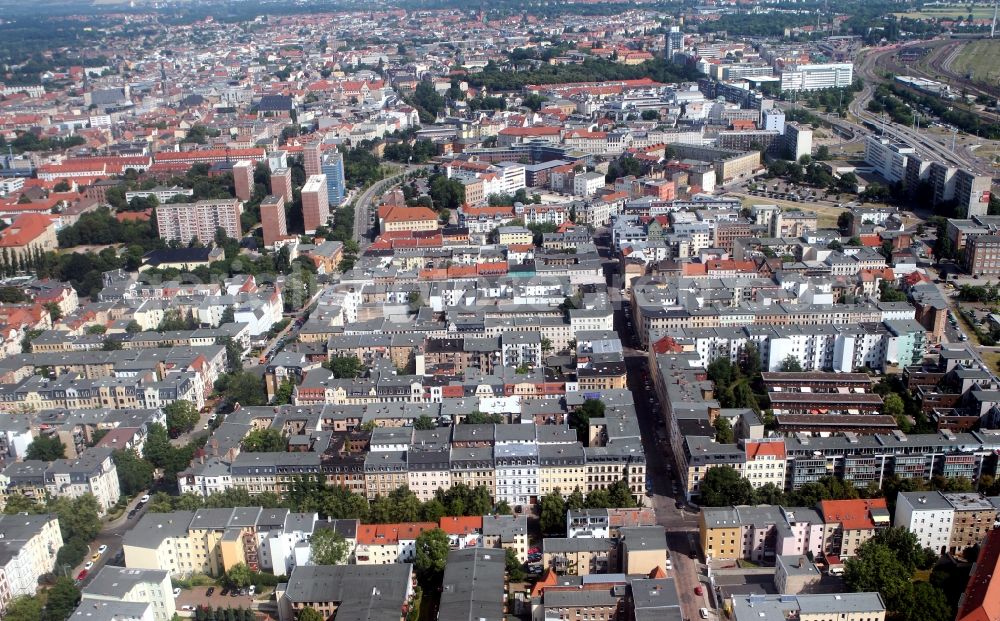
[248,585,256,596]
[84,561,94,570]
[695,585,704,596]
[206,587,215,597]
[77,570,88,581]
[97,544,108,554]
[139,494,150,503]
[173,587,181,597]
[700,608,710,619]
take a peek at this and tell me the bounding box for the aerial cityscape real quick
[1,1,1000,621]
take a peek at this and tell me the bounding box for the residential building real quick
[43,448,121,514]
[819,498,890,559]
[865,137,913,184]
[0,213,59,262]
[944,492,998,555]
[233,160,254,201]
[894,491,955,554]
[271,167,293,202]
[302,174,330,234]
[276,563,414,621]
[155,200,243,244]
[81,566,175,621]
[0,514,63,615]
[438,549,505,621]
[956,529,1000,621]
[260,195,288,246]
[731,593,885,621]
[774,555,822,595]
[303,142,322,176]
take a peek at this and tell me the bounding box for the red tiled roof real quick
[957,529,1000,621]
[0,213,56,248]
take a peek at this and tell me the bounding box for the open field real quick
[734,194,848,228]
[981,350,1000,373]
[950,39,1000,82]
[893,6,999,19]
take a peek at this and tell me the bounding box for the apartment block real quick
[81,566,175,621]
[0,514,63,615]
[302,174,330,234]
[819,498,890,559]
[945,492,998,554]
[732,593,885,621]
[155,199,243,244]
[233,160,254,201]
[322,152,346,206]
[260,194,288,246]
[276,563,413,621]
[894,491,955,554]
[270,167,293,202]
[303,142,322,176]
[440,548,505,621]
[44,448,121,514]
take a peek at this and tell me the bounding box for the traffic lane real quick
[668,532,709,618]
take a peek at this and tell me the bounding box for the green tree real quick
[44,577,81,621]
[698,466,754,506]
[753,483,786,505]
[713,417,734,444]
[242,429,288,453]
[298,608,325,621]
[325,355,364,379]
[539,489,567,533]
[3,493,43,514]
[86,324,107,335]
[310,527,350,565]
[225,563,253,588]
[506,546,526,581]
[413,415,437,430]
[215,371,267,406]
[50,494,102,542]
[844,542,913,603]
[164,400,200,436]
[608,478,637,508]
[569,399,604,443]
[463,411,503,424]
[566,487,585,511]
[779,355,804,372]
[125,320,143,333]
[25,434,66,461]
[414,528,450,586]
[4,596,43,621]
[883,393,905,418]
[44,302,62,322]
[896,582,951,621]
[273,380,294,405]
[112,448,154,496]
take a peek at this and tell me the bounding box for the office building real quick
[156,199,243,244]
[260,195,288,246]
[233,160,254,201]
[779,63,854,91]
[321,152,346,206]
[665,26,684,61]
[303,142,322,176]
[270,167,293,203]
[302,174,329,235]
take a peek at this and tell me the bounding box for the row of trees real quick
[539,480,638,533]
[147,480,514,526]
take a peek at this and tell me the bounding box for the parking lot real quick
[175,585,259,612]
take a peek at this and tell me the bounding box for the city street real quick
[71,494,150,587]
[604,246,705,620]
